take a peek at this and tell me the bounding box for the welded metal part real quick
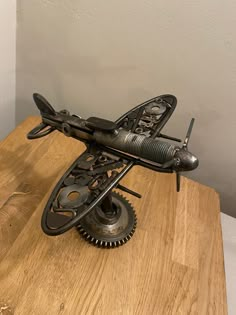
[117,184,142,198]
[183,118,195,149]
[27,122,55,139]
[116,95,177,139]
[94,129,176,164]
[176,172,181,193]
[33,93,56,116]
[174,148,199,172]
[27,92,199,244]
[75,174,92,186]
[64,176,76,186]
[87,161,123,175]
[88,174,107,191]
[99,171,118,191]
[75,153,97,170]
[145,101,167,115]
[77,192,136,248]
[41,146,135,236]
[58,185,90,208]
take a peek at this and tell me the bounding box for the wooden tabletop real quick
[0,117,227,315]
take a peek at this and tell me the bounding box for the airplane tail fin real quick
[33,93,56,116]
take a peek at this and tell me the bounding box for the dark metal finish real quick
[27,93,199,246]
[115,95,177,139]
[183,118,195,149]
[145,101,167,115]
[58,185,90,208]
[174,149,199,172]
[41,152,134,236]
[86,117,117,132]
[117,184,142,199]
[93,130,177,165]
[158,133,182,143]
[77,192,136,248]
[33,93,56,116]
[27,122,55,139]
[176,172,181,193]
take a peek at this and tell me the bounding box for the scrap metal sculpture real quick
[27,94,199,248]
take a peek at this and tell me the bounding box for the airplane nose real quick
[186,152,199,170]
[174,149,199,171]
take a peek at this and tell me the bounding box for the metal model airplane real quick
[27,93,199,248]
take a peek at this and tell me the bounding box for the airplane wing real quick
[116,94,181,142]
[41,144,135,236]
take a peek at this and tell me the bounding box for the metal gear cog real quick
[77,192,136,248]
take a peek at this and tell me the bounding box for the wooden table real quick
[0,117,227,314]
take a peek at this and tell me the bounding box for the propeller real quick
[176,172,181,192]
[175,118,195,192]
[182,118,195,150]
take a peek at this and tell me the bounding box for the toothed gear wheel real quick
[77,192,136,248]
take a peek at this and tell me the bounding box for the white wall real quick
[0,0,16,140]
[16,0,236,216]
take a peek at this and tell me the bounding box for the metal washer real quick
[58,184,90,209]
[145,101,166,115]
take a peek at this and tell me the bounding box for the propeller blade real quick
[176,172,181,192]
[33,93,56,116]
[183,118,195,150]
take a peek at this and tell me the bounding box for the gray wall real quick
[0,0,16,140]
[16,0,236,216]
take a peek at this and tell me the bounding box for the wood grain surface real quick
[0,117,227,315]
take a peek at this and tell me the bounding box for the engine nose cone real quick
[186,152,199,170]
[175,149,199,171]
